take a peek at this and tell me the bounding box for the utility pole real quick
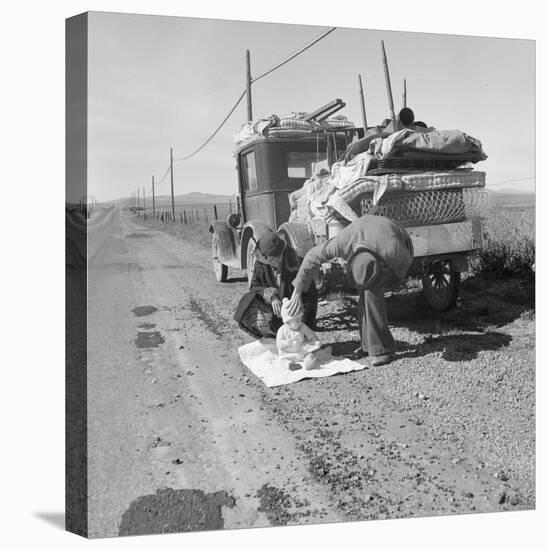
[152,175,156,216]
[143,186,146,213]
[246,49,253,121]
[358,74,368,131]
[170,147,175,221]
[381,40,397,127]
[137,187,140,209]
[403,78,407,109]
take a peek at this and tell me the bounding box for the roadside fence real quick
[134,200,236,225]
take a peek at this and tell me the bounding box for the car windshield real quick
[286,151,329,179]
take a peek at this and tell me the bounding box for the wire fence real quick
[133,201,236,225]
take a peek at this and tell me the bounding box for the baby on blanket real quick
[276,298,328,370]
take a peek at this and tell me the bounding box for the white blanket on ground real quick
[237,339,366,388]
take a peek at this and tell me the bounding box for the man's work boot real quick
[369,353,395,366]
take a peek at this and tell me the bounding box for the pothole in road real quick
[135,331,165,348]
[118,488,236,536]
[138,323,156,329]
[132,305,158,317]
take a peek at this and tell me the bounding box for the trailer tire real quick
[211,233,228,282]
[421,261,460,311]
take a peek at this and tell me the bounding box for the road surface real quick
[84,209,535,537]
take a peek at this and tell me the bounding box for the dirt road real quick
[85,209,534,537]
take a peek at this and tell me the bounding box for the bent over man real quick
[287,215,414,366]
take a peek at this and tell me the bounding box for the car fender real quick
[209,220,237,264]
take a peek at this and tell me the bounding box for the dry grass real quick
[471,206,535,278]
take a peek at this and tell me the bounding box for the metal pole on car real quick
[358,74,368,131]
[246,49,253,121]
[381,40,397,126]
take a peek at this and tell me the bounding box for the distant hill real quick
[490,190,535,209]
[106,189,535,210]
[105,192,233,207]
[173,192,233,204]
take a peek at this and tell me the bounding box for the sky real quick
[86,11,536,202]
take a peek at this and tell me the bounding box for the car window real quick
[287,152,328,179]
[242,151,258,192]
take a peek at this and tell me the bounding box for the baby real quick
[276,298,322,370]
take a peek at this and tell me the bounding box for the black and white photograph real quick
[63,9,539,539]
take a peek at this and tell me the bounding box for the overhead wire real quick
[172,90,247,162]
[250,27,336,84]
[155,165,171,185]
[171,26,337,163]
[486,177,535,187]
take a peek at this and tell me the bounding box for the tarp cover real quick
[371,129,487,160]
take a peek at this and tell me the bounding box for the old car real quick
[210,102,487,312]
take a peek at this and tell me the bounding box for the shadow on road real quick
[227,276,248,283]
[329,339,362,357]
[397,331,512,361]
[387,274,534,335]
[315,309,357,333]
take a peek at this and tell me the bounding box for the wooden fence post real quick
[204,207,208,223]
[184,210,187,225]
[196,209,200,222]
[214,204,218,220]
[180,212,183,224]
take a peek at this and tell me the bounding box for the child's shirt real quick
[276,322,320,362]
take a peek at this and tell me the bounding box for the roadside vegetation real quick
[471,205,535,278]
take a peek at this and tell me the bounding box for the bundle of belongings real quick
[233,112,354,148]
[289,128,490,229]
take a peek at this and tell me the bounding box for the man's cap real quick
[347,249,382,289]
[253,230,286,263]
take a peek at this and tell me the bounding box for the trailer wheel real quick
[246,237,256,286]
[211,233,228,282]
[421,261,460,311]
